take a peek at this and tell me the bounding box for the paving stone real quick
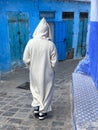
[5,125,17,130]
[35,127,49,130]
[52,121,64,127]
[51,128,63,130]
[16,103,24,107]
[0,92,7,97]
[0,101,7,105]
[8,108,19,112]
[24,104,32,108]
[19,108,31,113]
[0,111,4,114]
[2,111,16,117]
[7,118,23,124]
[14,112,28,118]
[10,101,19,105]
[0,116,7,122]
[0,97,5,101]
[5,125,30,130]
[22,119,35,126]
[4,98,14,102]
[0,124,8,129]
[1,105,13,110]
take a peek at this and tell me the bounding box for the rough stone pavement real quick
[0,59,80,130]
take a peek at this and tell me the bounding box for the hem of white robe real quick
[31,103,52,113]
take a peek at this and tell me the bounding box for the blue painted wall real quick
[0,11,11,72]
[0,0,91,72]
[0,0,39,72]
[89,22,98,89]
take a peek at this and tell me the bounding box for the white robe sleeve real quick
[50,43,58,70]
[23,40,31,66]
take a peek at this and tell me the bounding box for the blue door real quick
[65,20,74,59]
[77,13,88,57]
[8,12,29,66]
[77,19,88,57]
[54,21,66,60]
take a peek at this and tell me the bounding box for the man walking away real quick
[23,18,58,120]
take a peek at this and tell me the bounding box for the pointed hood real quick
[33,18,52,40]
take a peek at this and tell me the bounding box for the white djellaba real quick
[23,18,58,113]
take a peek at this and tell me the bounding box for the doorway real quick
[62,12,74,59]
[7,12,29,67]
[77,12,88,57]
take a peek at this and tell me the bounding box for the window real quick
[39,11,55,19]
[80,12,88,19]
[62,12,74,19]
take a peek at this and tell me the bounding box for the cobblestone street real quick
[0,59,80,130]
